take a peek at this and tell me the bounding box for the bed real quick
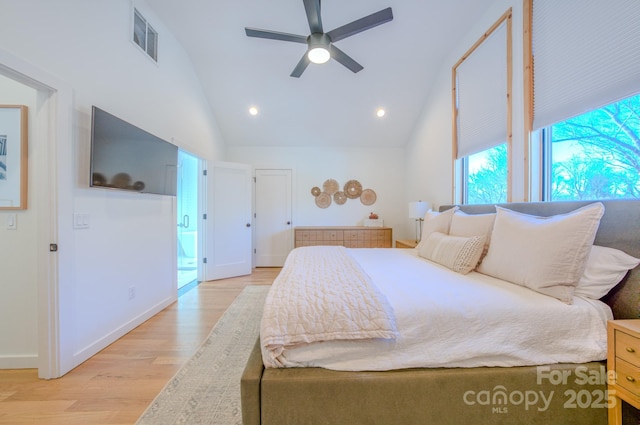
[242,200,640,424]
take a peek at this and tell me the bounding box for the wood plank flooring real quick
[0,268,280,425]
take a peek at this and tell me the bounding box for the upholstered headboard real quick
[440,200,640,320]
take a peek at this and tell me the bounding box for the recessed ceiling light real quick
[249,106,258,116]
[376,108,386,118]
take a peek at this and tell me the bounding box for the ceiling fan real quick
[245,0,393,78]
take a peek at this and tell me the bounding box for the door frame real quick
[0,48,74,378]
[176,149,201,289]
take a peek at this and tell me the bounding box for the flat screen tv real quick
[90,106,178,196]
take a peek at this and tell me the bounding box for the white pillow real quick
[449,211,496,239]
[418,232,485,274]
[415,207,458,251]
[449,211,496,256]
[574,245,640,299]
[477,202,605,304]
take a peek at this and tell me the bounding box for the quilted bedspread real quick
[260,246,398,368]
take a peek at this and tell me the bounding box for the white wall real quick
[404,0,526,209]
[0,75,39,368]
[227,146,410,240]
[0,0,225,372]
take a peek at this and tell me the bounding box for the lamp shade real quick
[408,201,430,219]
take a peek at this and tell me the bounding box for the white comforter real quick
[263,248,612,371]
[261,246,398,368]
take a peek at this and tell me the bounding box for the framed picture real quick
[0,105,28,210]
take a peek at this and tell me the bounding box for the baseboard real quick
[0,354,38,369]
[71,294,177,369]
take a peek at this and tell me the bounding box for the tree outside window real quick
[466,143,507,205]
[549,94,640,200]
[463,94,640,203]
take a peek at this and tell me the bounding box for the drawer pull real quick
[626,347,636,353]
[626,376,636,383]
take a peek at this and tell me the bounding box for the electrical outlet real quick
[128,286,136,300]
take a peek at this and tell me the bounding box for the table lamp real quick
[408,201,430,243]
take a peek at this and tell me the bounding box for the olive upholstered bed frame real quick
[242,200,640,424]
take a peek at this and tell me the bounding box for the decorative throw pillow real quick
[476,202,605,304]
[574,245,640,299]
[415,207,458,251]
[449,211,496,256]
[418,232,485,274]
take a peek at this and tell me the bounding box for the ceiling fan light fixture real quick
[307,33,331,64]
[308,47,330,64]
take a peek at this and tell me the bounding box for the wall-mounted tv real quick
[90,106,178,196]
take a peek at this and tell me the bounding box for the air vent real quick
[133,8,158,62]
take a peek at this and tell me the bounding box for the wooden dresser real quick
[294,226,392,248]
[607,319,640,424]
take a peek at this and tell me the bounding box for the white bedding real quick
[264,247,612,371]
[260,246,398,368]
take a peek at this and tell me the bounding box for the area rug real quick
[136,285,269,425]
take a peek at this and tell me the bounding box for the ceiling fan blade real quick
[329,45,363,73]
[303,0,323,34]
[290,53,311,78]
[245,27,308,44]
[326,7,393,43]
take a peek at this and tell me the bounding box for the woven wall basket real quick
[344,180,362,199]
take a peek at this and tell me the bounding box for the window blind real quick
[455,20,508,159]
[532,0,640,130]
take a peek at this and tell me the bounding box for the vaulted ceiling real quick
[145,0,494,148]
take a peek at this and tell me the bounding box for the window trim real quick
[452,9,513,204]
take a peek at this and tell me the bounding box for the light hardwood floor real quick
[0,268,280,425]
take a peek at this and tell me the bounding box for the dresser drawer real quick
[615,358,640,396]
[616,329,640,367]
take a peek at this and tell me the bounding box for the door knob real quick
[246,223,251,227]
[287,221,291,225]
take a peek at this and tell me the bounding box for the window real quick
[464,144,508,204]
[452,10,511,204]
[542,94,640,201]
[525,0,640,202]
[133,8,158,62]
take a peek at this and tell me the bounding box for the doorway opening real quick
[177,150,199,289]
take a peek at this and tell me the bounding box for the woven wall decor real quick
[315,192,332,208]
[333,191,347,205]
[311,179,376,208]
[344,180,362,199]
[323,179,339,195]
[360,189,377,205]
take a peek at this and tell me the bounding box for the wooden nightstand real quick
[395,239,418,249]
[608,320,640,424]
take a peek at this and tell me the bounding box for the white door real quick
[255,169,292,266]
[203,161,252,280]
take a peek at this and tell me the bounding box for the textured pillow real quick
[415,207,458,251]
[574,245,640,299]
[476,202,605,303]
[418,232,485,274]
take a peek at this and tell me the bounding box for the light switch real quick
[6,213,17,230]
[73,213,90,229]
